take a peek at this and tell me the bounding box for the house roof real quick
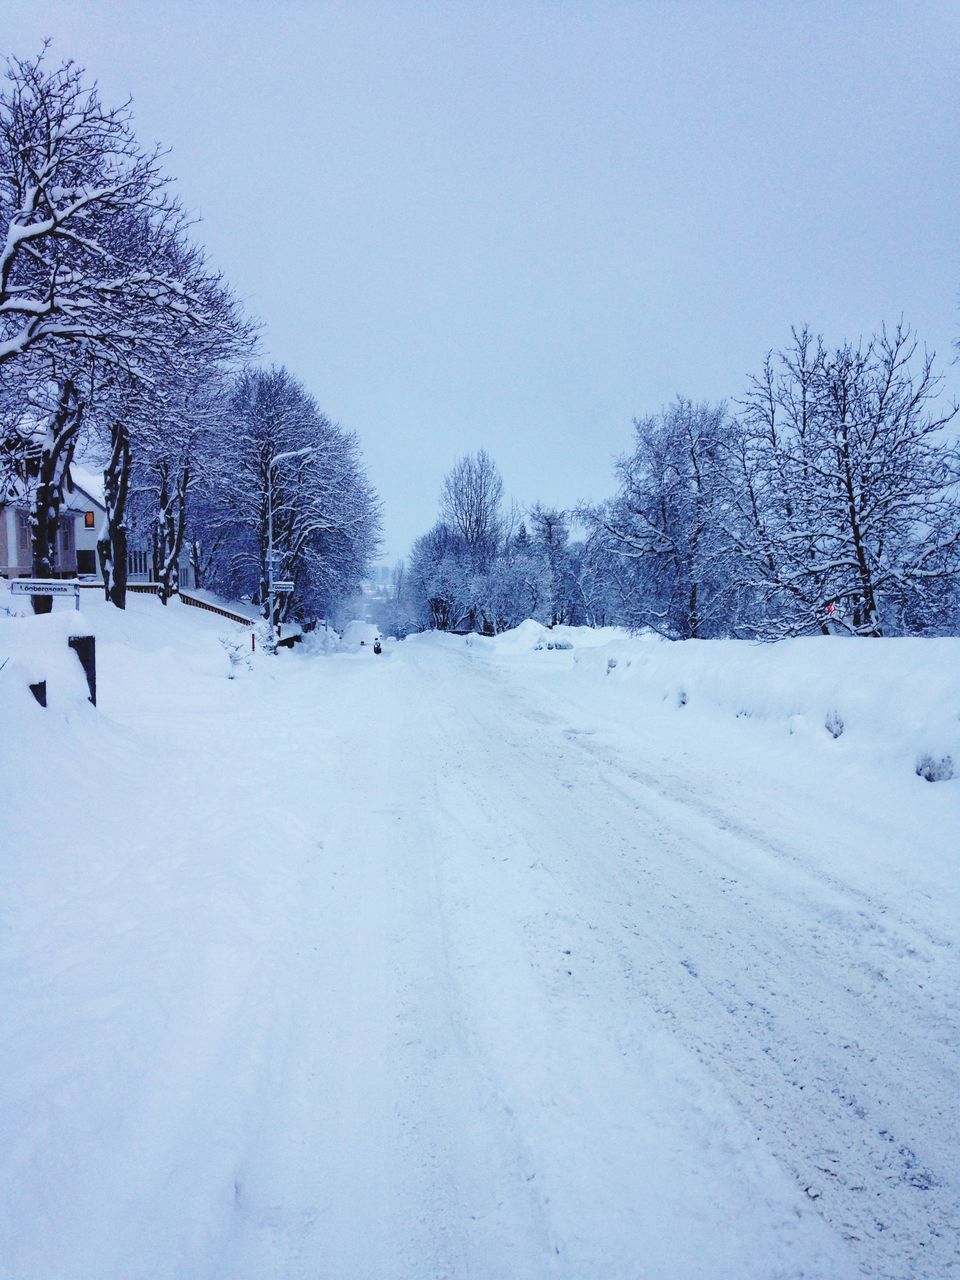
[1,462,106,514]
[67,464,106,512]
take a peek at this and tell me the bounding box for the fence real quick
[178,592,253,626]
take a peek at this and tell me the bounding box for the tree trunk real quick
[150,463,167,595]
[98,420,130,609]
[688,579,699,639]
[156,462,189,604]
[29,379,82,615]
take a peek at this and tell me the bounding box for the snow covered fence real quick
[178,592,252,625]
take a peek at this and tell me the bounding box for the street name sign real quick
[10,579,81,609]
[11,579,78,594]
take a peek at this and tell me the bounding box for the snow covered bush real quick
[824,710,844,739]
[915,753,954,783]
[220,634,252,678]
[535,637,574,651]
[251,620,275,656]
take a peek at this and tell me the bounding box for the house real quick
[0,464,105,579]
[0,463,194,589]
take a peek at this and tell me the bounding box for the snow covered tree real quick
[201,366,380,622]
[589,399,733,638]
[528,504,577,626]
[407,521,472,632]
[21,367,84,600]
[0,48,253,609]
[91,215,251,609]
[730,325,959,637]
[371,558,417,639]
[122,360,234,604]
[472,549,551,634]
[566,532,624,627]
[0,49,190,368]
[409,457,583,634]
[410,454,537,634]
[0,343,100,610]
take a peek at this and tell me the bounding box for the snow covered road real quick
[2,606,958,1279]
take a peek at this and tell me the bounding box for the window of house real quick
[84,511,95,529]
[17,513,31,556]
[60,520,74,552]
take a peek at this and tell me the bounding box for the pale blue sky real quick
[5,1,959,560]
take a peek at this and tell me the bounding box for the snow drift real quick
[478,622,960,783]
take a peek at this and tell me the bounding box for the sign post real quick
[10,579,80,610]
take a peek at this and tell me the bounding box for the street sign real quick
[11,579,78,595]
[10,579,81,609]
[273,581,295,592]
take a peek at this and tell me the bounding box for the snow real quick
[66,461,106,510]
[0,605,94,700]
[339,618,381,650]
[1,597,957,1279]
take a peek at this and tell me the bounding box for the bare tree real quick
[440,449,504,571]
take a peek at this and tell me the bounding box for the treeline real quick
[0,49,380,619]
[399,325,960,639]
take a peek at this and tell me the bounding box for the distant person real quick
[373,637,382,654]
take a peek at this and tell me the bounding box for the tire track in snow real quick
[204,654,558,1280]
[431,645,959,1280]
[407,644,857,1279]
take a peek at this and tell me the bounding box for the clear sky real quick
[5,1,959,562]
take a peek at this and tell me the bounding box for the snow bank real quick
[340,620,381,651]
[298,625,343,656]
[401,628,469,653]
[488,617,549,652]
[0,608,97,711]
[595,634,959,778]
[481,624,960,782]
[482,619,625,653]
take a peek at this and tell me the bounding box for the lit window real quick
[84,511,95,529]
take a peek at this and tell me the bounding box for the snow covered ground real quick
[1,592,958,1279]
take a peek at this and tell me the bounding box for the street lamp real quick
[266,445,318,649]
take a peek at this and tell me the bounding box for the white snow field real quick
[1,592,958,1280]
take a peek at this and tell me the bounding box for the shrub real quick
[915,753,954,783]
